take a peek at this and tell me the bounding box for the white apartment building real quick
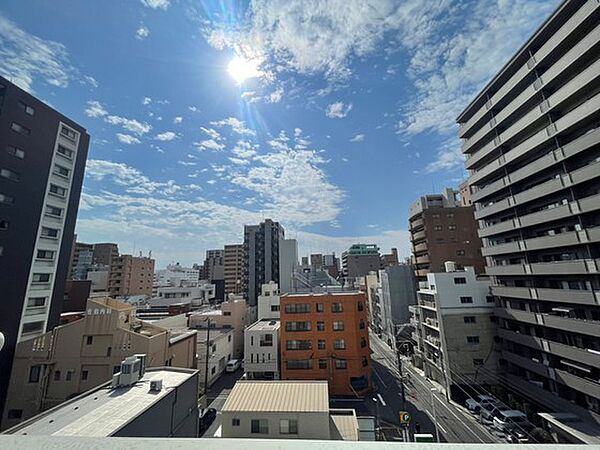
[197,328,234,387]
[154,263,200,287]
[244,319,280,380]
[412,263,496,397]
[156,282,215,306]
[257,282,281,320]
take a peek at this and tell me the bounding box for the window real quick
[29,365,41,383]
[280,419,298,435]
[286,340,312,350]
[358,301,364,311]
[228,335,232,342]
[466,336,480,344]
[32,273,51,283]
[54,370,61,381]
[335,359,347,369]
[431,213,440,219]
[473,358,484,367]
[319,359,327,369]
[260,334,273,347]
[316,303,324,312]
[60,125,77,140]
[486,295,495,303]
[36,250,54,260]
[49,184,67,198]
[86,336,93,345]
[45,205,63,217]
[333,321,344,331]
[448,224,457,231]
[460,296,473,304]
[434,225,442,231]
[446,213,455,218]
[53,164,70,178]
[271,305,280,312]
[361,337,367,348]
[211,367,216,374]
[0,168,19,182]
[6,145,25,159]
[454,277,467,284]
[11,122,30,136]
[456,249,465,256]
[0,220,8,230]
[41,227,59,238]
[318,340,326,350]
[359,320,365,330]
[285,321,311,332]
[57,144,74,159]
[332,302,343,313]
[334,339,346,350]
[286,359,312,370]
[27,297,46,308]
[81,370,89,380]
[66,370,73,381]
[251,419,269,434]
[7,409,23,420]
[0,193,14,205]
[285,303,310,314]
[18,101,35,115]
[464,316,476,323]
[232,418,240,427]
[317,321,325,331]
[362,356,369,367]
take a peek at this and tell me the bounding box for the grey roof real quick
[222,381,329,413]
[246,319,280,331]
[7,368,196,437]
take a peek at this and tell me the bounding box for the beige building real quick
[1,297,197,430]
[109,254,155,297]
[196,328,235,387]
[224,244,244,295]
[221,381,359,440]
[189,296,248,358]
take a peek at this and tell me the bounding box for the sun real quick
[227,55,262,84]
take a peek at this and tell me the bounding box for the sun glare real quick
[227,55,262,84]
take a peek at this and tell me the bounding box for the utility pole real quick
[397,348,406,408]
[431,388,440,443]
[204,317,211,395]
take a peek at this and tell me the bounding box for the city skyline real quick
[0,0,559,266]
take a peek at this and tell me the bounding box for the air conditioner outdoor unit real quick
[150,379,163,392]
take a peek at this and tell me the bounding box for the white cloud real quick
[188,106,198,112]
[173,116,183,124]
[136,26,150,40]
[142,97,152,105]
[155,131,177,141]
[423,139,464,173]
[350,133,365,142]
[106,115,152,136]
[140,0,170,10]
[116,133,141,145]
[326,101,352,118]
[210,117,256,137]
[84,75,99,88]
[0,13,76,91]
[232,140,258,159]
[200,127,221,140]
[178,160,197,166]
[84,100,108,118]
[194,139,225,151]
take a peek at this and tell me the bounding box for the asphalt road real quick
[201,369,245,437]
[369,333,501,443]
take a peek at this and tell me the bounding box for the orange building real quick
[279,292,371,396]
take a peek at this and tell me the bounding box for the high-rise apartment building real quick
[69,241,94,280]
[310,253,324,267]
[108,254,155,297]
[224,244,244,295]
[380,264,418,326]
[322,253,340,279]
[279,292,371,395]
[92,242,119,267]
[279,238,298,294]
[243,219,284,306]
[381,248,400,267]
[409,187,485,284]
[202,249,225,300]
[341,244,381,279]
[457,0,600,424]
[0,76,89,420]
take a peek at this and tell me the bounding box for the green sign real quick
[399,411,411,424]
[414,433,435,442]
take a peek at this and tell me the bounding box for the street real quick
[201,368,245,437]
[368,332,501,443]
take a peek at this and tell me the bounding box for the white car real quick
[493,409,528,433]
[465,395,498,413]
[226,359,241,372]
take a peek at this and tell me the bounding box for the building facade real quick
[279,238,298,294]
[409,187,485,284]
[243,219,285,306]
[91,242,119,267]
[244,319,280,379]
[341,244,381,279]
[109,254,155,297]
[411,265,495,399]
[279,292,371,395]
[380,264,418,326]
[196,328,235,387]
[224,244,244,295]
[1,297,197,429]
[257,281,281,320]
[154,263,200,287]
[0,76,90,420]
[457,0,600,418]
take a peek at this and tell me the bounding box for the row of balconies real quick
[459,1,600,139]
[479,191,600,238]
[469,91,600,186]
[486,258,600,276]
[491,285,600,306]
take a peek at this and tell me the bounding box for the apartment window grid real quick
[331,302,343,313]
[332,321,344,331]
[280,419,298,435]
[285,321,311,332]
[251,419,269,434]
[334,339,346,350]
[335,359,347,369]
[285,303,310,314]
[460,296,473,304]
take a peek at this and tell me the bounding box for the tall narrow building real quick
[0,76,89,418]
[224,244,244,295]
[341,244,381,279]
[457,0,600,435]
[243,219,284,306]
[409,188,485,284]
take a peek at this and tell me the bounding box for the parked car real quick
[465,395,498,413]
[480,403,511,423]
[493,409,529,433]
[199,408,217,435]
[505,423,536,444]
[226,359,241,372]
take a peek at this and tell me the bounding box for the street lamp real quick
[372,397,380,440]
[430,388,440,442]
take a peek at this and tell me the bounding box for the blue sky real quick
[0,0,558,267]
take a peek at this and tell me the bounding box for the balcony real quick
[413,242,428,253]
[501,350,549,377]
[424,317,439,330]
[555,369,600,400]
[410,218,424,231]
[415,255,430,265]
[492,285,599,305]
[487,259,600,276]
[424,335,441,348]
[411,230,426,242]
